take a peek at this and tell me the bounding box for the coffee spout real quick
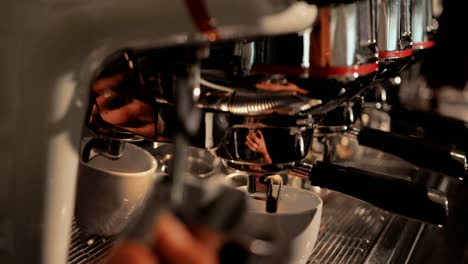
[81,137,126,163]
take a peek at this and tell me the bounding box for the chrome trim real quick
[450,149,467,181]
[364,216,424,264]
[333,3,359,66]
[235,0,377,74]
[377,0,401,52]
[81,137,127,163]
[403,224,426,264]
[233,41,255,74]
[376,0,412,52]
[314,125,349,135]
[411,0,434,45]
[427,189,449,215]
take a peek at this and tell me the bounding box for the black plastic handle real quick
[390,107,468,149]
[309,161,448,226]
[357,127,466,179]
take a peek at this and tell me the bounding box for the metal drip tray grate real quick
[307,191,390,264]
[68,222,116,264]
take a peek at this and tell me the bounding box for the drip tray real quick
[307,191,390,264]
[68,223,116,264]
[68,191,391,264]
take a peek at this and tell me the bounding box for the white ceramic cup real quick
[238,186,322,264]
[75,138,157,236]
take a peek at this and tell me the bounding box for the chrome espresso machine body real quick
[1,0,465,264]
[81,0,452,262]
[0,1,319,263]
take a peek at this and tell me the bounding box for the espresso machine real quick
[1,0,467,264]
[0,1,321,263]
[78,0,451,262]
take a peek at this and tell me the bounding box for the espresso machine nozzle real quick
[81,136,127,163]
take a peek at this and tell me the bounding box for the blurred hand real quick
[245,130,273,164]
[89,73,162,139]
[106,213,223,264]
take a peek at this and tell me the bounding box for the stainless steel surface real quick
[199,80,323,115]
[374,0,413,80]
[400,0,412,42]
[217,120,314,170]
[68,221,116,264]
[331,3,359,67]
[449,150,468,181]
[364,217,425,264]
[264,175,283,213]
[376,0,412,54]
[377,0,401,52]
[411,0,434,46]
[81,137,128,163]
[244,0,377,77]
[307,192,391,264]
[195,0,378,120]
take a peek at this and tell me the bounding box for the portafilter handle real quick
[290,161,448,226]
[389,107,468,149]
[355,127,467,180]
[314,100,467,179]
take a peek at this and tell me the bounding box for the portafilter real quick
[314,98,467,180]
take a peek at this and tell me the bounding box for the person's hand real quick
[106,213,223,264]
[89,73,161,139]
[245,130,273,164]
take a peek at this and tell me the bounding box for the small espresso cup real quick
[238,186,322,264]
[75,138,157,236]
